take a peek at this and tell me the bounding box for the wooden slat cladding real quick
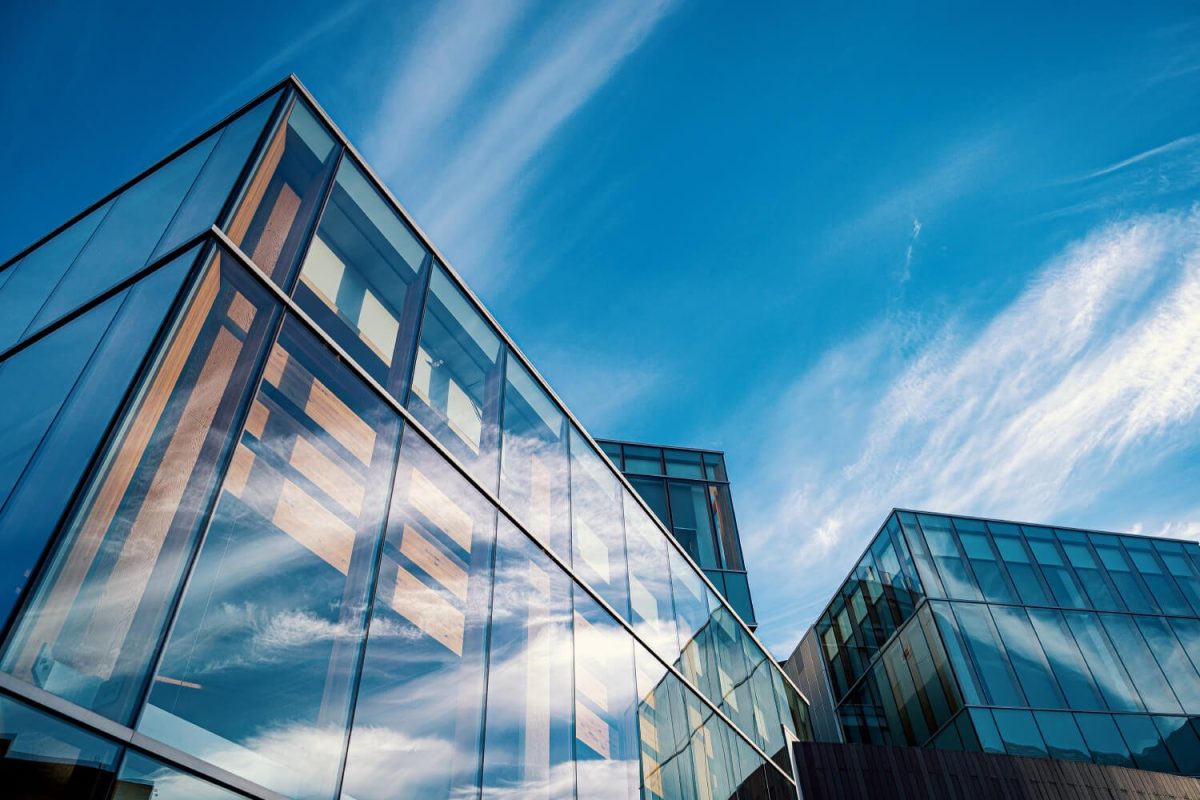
[225,118,287,244]
[793,741,1200,800]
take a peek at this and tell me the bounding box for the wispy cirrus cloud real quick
[739,207,1200,654]
[363,0,678,292]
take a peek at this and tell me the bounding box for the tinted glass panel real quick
[988,523,1051,606]
[1023,526,1087,608]
[628,476,670,529]
[1136,616,1200,714]
[570,429,630,618]
[1115,714,1175,773]
[293,159,428,390]
[722,572,755,626]
[622,445,662,475]
[2,250,279,721]
[634,643,692,800]
[709,485,743,571]
[1058,531,1121,611]
[480,519,576,798]
[664,449,703,479]
[918,516,981,600]
[1099,613,1180,713]
[341,432,496,799]
[408,266,502,485]
[667,482,718,569]
[1092,533,1157,613]
[140,316,401,798]
[1025,608,1104,710]
[968,708,1004,754]
[955,522,1016,604]
[993,709,1048,758]
[0,695,121,799]
[597,440,622,466]
[500,358,570,554]
[1125,538,1192,615]
[624,494,680,661]
[953,603,1023,706]
[112,751,245,799]
[0,248,195,631]
[1075,713,1133,767]
[1064,612,1143,712]
[1155,716,1200,775]
[1034,711,1090,762]
[227,99,339,286]
[703,453,727,482]
[989,605,1064,708]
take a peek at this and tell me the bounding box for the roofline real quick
[592,436,727,457]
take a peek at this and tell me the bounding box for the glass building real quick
[0,76,810,799]
[595,440,756,628]
[785,509,1200,777]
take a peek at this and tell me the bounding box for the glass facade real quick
[0,77,808,799]
[596,439,756,628]
[794,509,1200,777]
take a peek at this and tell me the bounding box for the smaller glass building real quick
[785,509,1200,777]
[595,440,755,628]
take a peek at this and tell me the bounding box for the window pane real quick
[955,521,1016,604]
[0,249,195,633]
[1155,539,1200,614]
[1099,613,1180,713]
[408,266,502,485]
[1124,537,1192,616]
[1063,612,1144,712]
[1023,526,1087,608]
[226,99,339,286]
[1136,616,1200,714]
[0,201,111,353]
[1034,711,1090,763]
[574,590,640,800]
[722,572,756,627]
[2,249,279,722]
[628,476,670,529]
[992,709,1048,758]
[988,522,1051,606]
[1074,713,1133,767]
[500,358,569,555]
[664,449,703,479]
[341,432,496,799]
[480,519,575,798]
[917,516,981,600]
[0,694,121,798]
[112,751,245,799]
[896,512,945,598]
[989,605,1064,708]
[1114,714,1176,773]
[1058,530,1121,611]
[30,136,218,333]
[952,603,1024,706]
[622,445,662,475]
[1091,534,1157,613]
[634,642,692,800]
[597,440,622,466]
[293,159,428,390]
[709,485,743,570]
[968,708,1004,754]
[681,689,736,800]
[1154,716,1200,775]
[1025,608,1104,710]
[139,315,401,798]
[667,482,718,569]
[570,428,630,618]
[703,453,727,482]
[928,601,983,705]
[624,494,680,661]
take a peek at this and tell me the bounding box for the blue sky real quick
[5,1,1200,654]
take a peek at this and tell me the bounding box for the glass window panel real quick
[1063,612,1143,712]
[634,642,693,800]
[154,91,283,259]
[968,708,1004,754]
[915,605,963,716]
[707,607,757,749]
[1154,716,1200,775]
[664,449,703,479]
[1114,714,1176,773]
[480,518,575,799]
[955,522,1017,604]
[896,512,945,598]
[1074,713,1133,767]
[1023,526,1087,608]
[0,248,196,632]
[1057,530,1122,611]
[880,630,927,745]
[293,159,428,391]
[667,481,719,570]
[597,440,622,466]
[340,432,496,798]
[139,315,401,798]
[932,719,964,750]
[917,516,981,600]
[1,249,279,721]
[1170,618,1200,685]
[1091,534,1158,613]
[670,547,720,703]
[728,726,771,800]
[226,99,339,286]
[709,485,744,571]
[112,751,245,799]
[952,603,1024,707]
[702,453,727,482]
[0,694,121,798]
[992,709,1048,758]
[722,572,756,627]
[1154,539,1200,615]
[629,477,670,530]
[624,494,680,662]
[30,137,218,334]
[622,445,662,476]
[1035,711,1090,763]
[1136,616,1200,714]
[574,590,640,800]
[988,522,1051,606]
[902,617,953,740]
[928,601,983,705]
[408,266,502,485]
[988,605,1065,708]
[954,710,981,752]
[0,201,112,353]
[680,689,736,800]
[739,640,788,770]
[1025,608,1104,710]
[1124,537,1192,616]
[704,570,727,597]
[1098,613,1181,713]
[570,428,630,618]
[500,358,570,555]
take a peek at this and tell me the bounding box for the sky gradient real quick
[4,1,1200,655]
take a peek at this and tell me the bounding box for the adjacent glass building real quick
[0,76,810,799]
[785,509,1200,777]
[595,440,756,628]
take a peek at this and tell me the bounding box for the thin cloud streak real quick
[738,208,1200,654]
[1081,132,1200,180]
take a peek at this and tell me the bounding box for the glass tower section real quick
[595,439,756,628]
[0,76,809,799]
[788,509,1200,777]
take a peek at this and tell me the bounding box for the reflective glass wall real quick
[0,77,809,799]
[596,439,756,628]
[799,509,1200,776]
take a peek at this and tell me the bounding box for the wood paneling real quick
[289,436,364,516]
[272,479,356,575]
[225,119,286,243]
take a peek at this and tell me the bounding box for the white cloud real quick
[738,208,1200,654]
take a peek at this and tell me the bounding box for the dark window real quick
[663,448,703,479]
[622,444,662,475]
[0,694,121,798]
[667,481,719,569]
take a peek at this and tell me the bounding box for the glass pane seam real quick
[210,225,797,785]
